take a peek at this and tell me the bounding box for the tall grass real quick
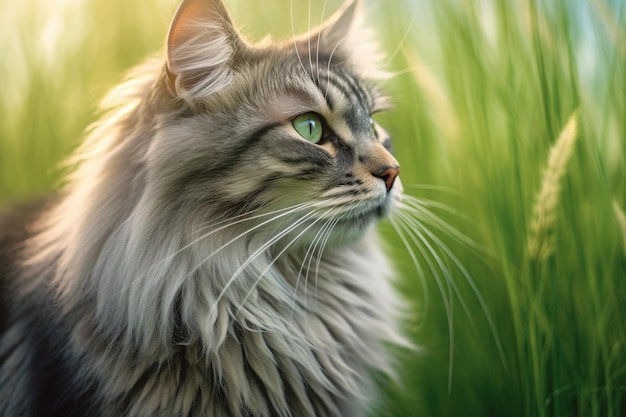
[1,0,625,416]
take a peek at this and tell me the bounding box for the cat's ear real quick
[166,0,244,101]
[318,0,362,49]
[307,0,384,76]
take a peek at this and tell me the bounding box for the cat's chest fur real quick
[69,236,397,417]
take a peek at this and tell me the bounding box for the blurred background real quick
[1,0,625,416]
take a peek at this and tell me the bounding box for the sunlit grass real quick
[1,0,625,416]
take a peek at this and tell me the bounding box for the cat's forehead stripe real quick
[312,69,373,134]
[314,70,372,113]
[338,69,374,110]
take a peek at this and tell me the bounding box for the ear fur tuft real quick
[296,0,386,78]
[166,0,244,101]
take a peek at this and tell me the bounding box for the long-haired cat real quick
[0,0,405,416]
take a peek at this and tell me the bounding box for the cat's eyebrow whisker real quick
[383,15,416,69]
[325,36,349,102]
[314,0,329,92]
[307,0,314,75]
[290,0,308,77]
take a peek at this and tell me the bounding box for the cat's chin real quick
[328,198,397,244]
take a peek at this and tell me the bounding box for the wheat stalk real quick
[613,200,626,258]
[526,109,580,261]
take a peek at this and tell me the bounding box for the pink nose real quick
[377,166,400,192]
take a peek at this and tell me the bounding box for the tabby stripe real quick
[226,174,283,209]
[213,123,280,174]
[276,151,331,167]
[175,123,280,196]
[315,73,353,110]
[338,69,373,111]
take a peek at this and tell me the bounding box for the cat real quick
[0,0,406,416]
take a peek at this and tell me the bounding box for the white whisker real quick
[390,215,455,390]
[181,203,316,279]
[395,211,474,326]
[312,216,339,310]
[236,211,331,316]
[292,212,336,316]
[397,209,508,371]
[290,0,308,75]
[383,15,415,68]
[400,198,483,252]
[183,203,313,259]
[325,36,349,101]
[210,210,318,319]
[315,0,329,89]
[388,217,429,325]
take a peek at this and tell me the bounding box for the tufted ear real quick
[166,0,245,101]
[298,0,384,77]
[317,0,362,50]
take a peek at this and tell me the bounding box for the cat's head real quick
[145,0,402,247]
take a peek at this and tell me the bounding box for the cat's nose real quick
[374,165,400,192]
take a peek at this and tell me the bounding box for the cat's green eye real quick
[369,117,379,139]
[293,113,323,143]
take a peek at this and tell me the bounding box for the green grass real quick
[1,0,625,416]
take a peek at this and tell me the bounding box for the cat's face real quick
[149,0,401,247]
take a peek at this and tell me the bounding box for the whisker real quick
[188,202,313,253]
[395,211,474,327]
[121,202,317,297]
[400,199,484,252]
[290,0,308,75]
[301,212,338,313]
[236,211,332,316]
[302,215,335,308]
[397,210,508,371]
[182,203,316,276]
[315,0,329,89]
[292,212,336,316]
[307,0,313,74]
[388,217,429,325]
[403,183,461,194]
[383,15,416,68]
[139,203,311,282]
[325,36,349,102]
[210,211,318,319]
[402,193,472,223]
[312,216,339,311]
[390,216,455,390]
